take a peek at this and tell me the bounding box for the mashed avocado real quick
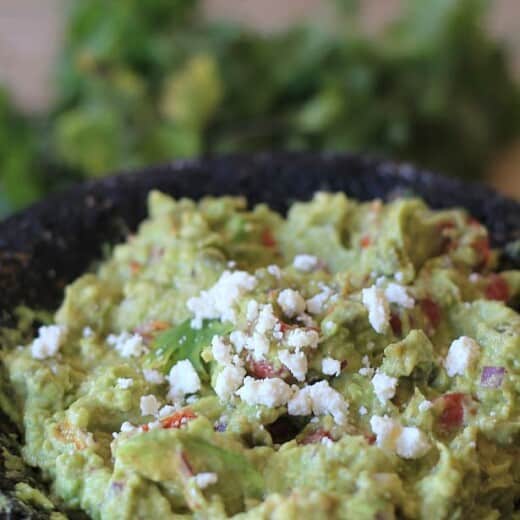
[2,191,520,519]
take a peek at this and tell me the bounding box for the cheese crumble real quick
[362,285,390,334]
[107,332,147,358]
[168,360,201,401]
[236,377,293,408]
[187,270,257,328]
[371,371,398,404]
[445,336,481,377]
[293,254,318,272]
[194,472,218,489]
[322,357,341,376]
[277,289,306,318]
[370,415,430,459]
[30,325,67,360]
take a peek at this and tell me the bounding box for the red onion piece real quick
[480,366,506,388]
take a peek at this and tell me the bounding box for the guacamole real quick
[2,191,520,519]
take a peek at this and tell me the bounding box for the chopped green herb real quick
[146,319,233,378]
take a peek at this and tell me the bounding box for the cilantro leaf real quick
[146,319,233,379]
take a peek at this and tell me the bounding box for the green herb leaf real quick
[146,319,233,378]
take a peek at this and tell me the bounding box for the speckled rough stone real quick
[0,152,518,518]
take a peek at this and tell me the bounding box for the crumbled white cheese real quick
[278,349,308,382]
[468,273,480,283]
[186,270,257,328]
[296,313,317,329]
[395,426,431,459]
[394,271,404,283]
[117,378,134,389]
[306,285,334,315]
[321,436,334,447]
[287,386,312,416]
[214,365,246,401]
[358,355,375,377]
[370,415,430,459]
[246,300,259,322]
[288,381,349,425]
[30,325,67,360]
[142,369,165,384]
[168,360,201,401]
[418,400,433,413]
[250,332,270,360]
[293,254,318,272]
[322,357,341,376]
[211,335,233,365]
[158,404,178,418]
[307,381,349,425]
[277,289,306,318]
[107,331,147,358]
[371,371,398,404]
[359,405,368,416]
[82,326,93,338]
[120,421,138,433]
[384,283,415,309]
[267,265,282,279]
[362,285,390,334]
[445,336,481,377]
[194,472,218,489]
[229,330,248,353]
[236,376,293,408]
[286,328,319,350]
[255,304,278,334]
[140,394,160,416]
[147,420,162,430]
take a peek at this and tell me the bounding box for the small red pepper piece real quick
[160,409,197,429]
[389,312,402,336]
[485,274,509,302]
[360,235,372,248]
[438,393,465,431]
[420,298,441,329]
[261,228,277,248]
[300,429,333,445]
[472,236,491,269]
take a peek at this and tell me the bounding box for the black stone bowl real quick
[0,152,519,518]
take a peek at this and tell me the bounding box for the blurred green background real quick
[0,0,519,217]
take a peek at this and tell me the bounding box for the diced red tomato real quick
[141,424,150,432]
[485,274,509,302]
[129,261,142,275]
[467,217,482,228]
[437,393,465,431]
[160,409,197,429]
[472,236,491,269]
[134,320,170,343]
[420,298,441,329]
[360,235,372,248]
[364,433,376,445]
[261,228,277,248]
[247,359,289,379]
[438,220,456,232]
[300,429,333,445]
[389,312,402,336]
[279,321,296,334]
[437,221,458,253]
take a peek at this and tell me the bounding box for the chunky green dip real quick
[3,191,520,519]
